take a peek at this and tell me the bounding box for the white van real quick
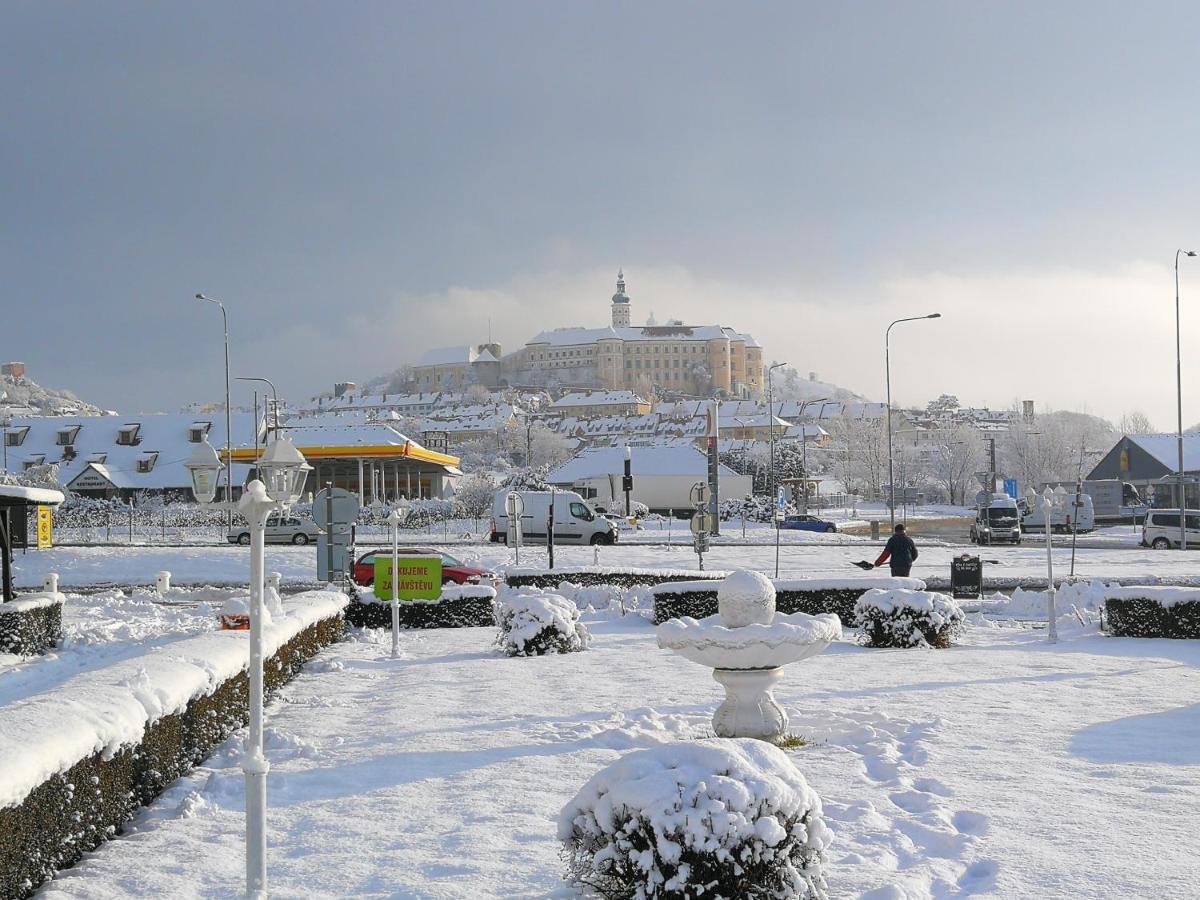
[1020,493,1095,533]
[490,490,618,546]
[1141,509,1200,549]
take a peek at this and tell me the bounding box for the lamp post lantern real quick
[1175,249,1196,551]
[886,314,941,529]
[187,434,310,899]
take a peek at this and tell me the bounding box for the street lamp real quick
[886,314,941,529]
[767,363,786,514]
[237,376,280,443]
[194,294,233,512]
[798,397,828,515]
[185,434,310,900]
[1039,487,1058,643]
[1175,249,1196,551]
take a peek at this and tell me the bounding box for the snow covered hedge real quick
[855,589,964,649]
[1104,586,1200,639]
[495,591,590,656]
[344,585,497,630]
[0,592,64,656]
[652,577,927,627]
[559,739,829,899]
[0,592,347,899]
[505,567,725,591]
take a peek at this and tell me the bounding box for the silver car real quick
[227,514,322,546]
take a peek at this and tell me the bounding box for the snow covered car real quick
[778,514,838,533]
[352,548,495,587]
[227,515,321,545]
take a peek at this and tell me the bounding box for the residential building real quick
[549,390,651,419]
[412,344,502,390]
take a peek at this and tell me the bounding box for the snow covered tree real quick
[453,473,497,525]
[1118,410,1154,435]
[927,426,984,505]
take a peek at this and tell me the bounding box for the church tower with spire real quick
[611,269,631,328]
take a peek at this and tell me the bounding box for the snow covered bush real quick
[559,738,829,899]
[506,567,723,591]
[1104,587,1200,638]
[855,589,964,648]
[495,591,590,656]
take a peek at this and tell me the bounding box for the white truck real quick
[1041,479,1143,520]
[490,490,618,546]
[969,492,1022,545]
[1019,491,1096,533]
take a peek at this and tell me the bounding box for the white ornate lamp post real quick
[186,434,310,899]
[386,497,412,659]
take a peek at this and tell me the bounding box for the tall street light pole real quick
[798,397,828,515]
[195,294,234,517]
[767,363,786,514]
[1175,249,1196,551]
[886,314,941,530]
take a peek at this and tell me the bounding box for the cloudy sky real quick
[3,2,1199,426]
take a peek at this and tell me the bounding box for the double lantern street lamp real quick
[185,434,311,900]
[386,497,413,660]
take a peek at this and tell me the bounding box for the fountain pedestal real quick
[712,667,787,740]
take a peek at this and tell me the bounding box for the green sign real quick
[374,554,443,601]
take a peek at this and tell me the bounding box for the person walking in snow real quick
[875,523,918,577]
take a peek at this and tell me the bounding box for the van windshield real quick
[987,508,1017,521]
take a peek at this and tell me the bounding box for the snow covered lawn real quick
[34,611,1200,899]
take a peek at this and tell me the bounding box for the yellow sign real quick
[36,505,52,549]
[373,555,442,601]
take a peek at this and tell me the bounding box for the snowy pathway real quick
[36,616,1200,899]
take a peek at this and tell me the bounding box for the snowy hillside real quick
[0,371,106,417]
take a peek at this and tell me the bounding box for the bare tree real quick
[928,426,984,505]
[1118,410,1154,435]
[828,417,887,499]
[453,473,497,527]
[1000,408,1117,490]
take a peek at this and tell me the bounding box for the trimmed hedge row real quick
[0,613,345,900]
[506,569,724,590]
[651,587,866,627]
[1105,597,1200,638]
[0,599,63,656]
[344,596,496,630]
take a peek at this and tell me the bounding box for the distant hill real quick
[0,368,106,417]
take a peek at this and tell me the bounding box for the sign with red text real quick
[373,555,442,601]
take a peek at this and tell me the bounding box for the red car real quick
[352,547,494,587]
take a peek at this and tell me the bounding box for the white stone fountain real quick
[657,570,840,741]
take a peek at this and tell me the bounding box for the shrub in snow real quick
[1104,587,1200,638]
[0,593,64,656]
[505,567,724,591]
[559,738,829,899]
[652,577,926,627]
[345,585,497,630]
[495,591,590,656]
[855,589,964,648]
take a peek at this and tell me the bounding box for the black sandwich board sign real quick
[950,554,983,600]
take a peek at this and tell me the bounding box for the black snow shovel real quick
[851,560,876,570]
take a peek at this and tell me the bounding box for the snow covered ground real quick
[10,532,1200,592]
[28,605,1200,899]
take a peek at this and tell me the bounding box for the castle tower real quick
[611,269,631,328]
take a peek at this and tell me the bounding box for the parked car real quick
[352,547,495,586]
[227,515,321,546]
[779,514,838,533]
[1142,510,1200,549]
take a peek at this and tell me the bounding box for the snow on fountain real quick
[656,570,840,741]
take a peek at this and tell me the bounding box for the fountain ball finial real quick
[718,570,777,628]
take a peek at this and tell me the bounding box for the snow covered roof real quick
[415,346,500,367]
[0,484,65,505]
[547,445,739,482]
[551,391,646,408]
[1125,433,1200,473]
[3,413,263,492]
[527,324,748,347]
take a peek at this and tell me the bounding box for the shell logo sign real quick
[36,506,52,549]
[1119,448,1130,473]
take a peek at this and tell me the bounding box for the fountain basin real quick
[657,612,840,670]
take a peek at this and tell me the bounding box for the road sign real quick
[36,506,52,549]
[690,511,709,535]
[374,554,442,601]
[312,487,359,533]
[690,482,709,508]
[1003,479,1018,499]
[777,489,786,510]
[505,492,524,517]
[950,554,983,600]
